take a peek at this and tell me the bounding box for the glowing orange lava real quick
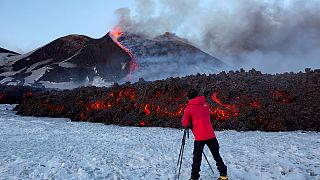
[144,104,151,116]
[110,27,123,39]
[210,107,235,121]
[115,88,137,104]
[211,92,239,121]
[140,121,145,126]
[88,100,107,110]
[109,27,138,80]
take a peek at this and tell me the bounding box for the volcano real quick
[0,47,20,64]
[0,47,20,55]
[0,34,133,88]
[0,31,228,89]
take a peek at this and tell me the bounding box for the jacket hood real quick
[188,96,206,106]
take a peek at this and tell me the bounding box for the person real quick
[182,89,228,180]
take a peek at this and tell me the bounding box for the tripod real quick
[176,128,214,179]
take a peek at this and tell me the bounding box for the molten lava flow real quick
[211,92,239,121]
[210,107,235,121]
[144,104,151,116]
[141,101,185,117]
[115,88,137,104]
[77,89,138,120]
[174,104,185,116]
[88,100,107,110]
[76,87,186,122]
[140,121,145,126]
[107,102,112,109]
[110,27,123,39]
[77,99,109,120]
[109,27,138,80]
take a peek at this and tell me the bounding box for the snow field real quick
[0,105,319,180]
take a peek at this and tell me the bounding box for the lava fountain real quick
[109,27,138,80]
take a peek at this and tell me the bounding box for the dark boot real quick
[218,176,228,180]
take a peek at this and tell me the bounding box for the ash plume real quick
[114,0,320,73]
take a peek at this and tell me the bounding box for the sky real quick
[0,0,134,53]
[1,0,319,73]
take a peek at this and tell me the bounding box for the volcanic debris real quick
[11,68,320,132]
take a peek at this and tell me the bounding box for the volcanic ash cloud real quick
[114,0,320,73]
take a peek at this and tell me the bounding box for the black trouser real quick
[191,138,227,178]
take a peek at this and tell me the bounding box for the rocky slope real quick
[0,47,20,55]
[115,32,229,82]
[13,68,320,131]
[0,34,133,88]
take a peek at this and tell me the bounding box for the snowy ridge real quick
[0,49,37,66]
[0,105,319,179]
[0,34,131,88]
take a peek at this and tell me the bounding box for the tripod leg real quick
[177,130,186,166]
[178,140,185,180]
[203,152,214,175]
[177,140,184,166]
[177,129,187,179]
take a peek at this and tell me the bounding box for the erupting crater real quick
[110,27,138,80]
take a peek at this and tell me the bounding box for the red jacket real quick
[182,96,216,141]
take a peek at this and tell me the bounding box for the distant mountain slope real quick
[0,31,229,89]
[0,47,20,55]
[0,34,133,88]
[115,32,230,82]
[0,47,20,63]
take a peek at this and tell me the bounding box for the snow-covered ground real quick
[0,104,319,180]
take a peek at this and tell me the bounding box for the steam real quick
[114,0,320,73]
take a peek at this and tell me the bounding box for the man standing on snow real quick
[182,89,228,180]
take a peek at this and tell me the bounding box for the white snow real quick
[0,53,12,61]
[0,77,21,85]
[0,49,37,67]
[0,77,14,84]
[91,76,108,87]
[24,67,49,85]
[59,49,82,64]
[6,81,20,86]
[58,62,77,68]
[0,67,27,77]
[26,59,53,72]
[93,67,98,74]
[0,105,319,180]
[38,81,82,90]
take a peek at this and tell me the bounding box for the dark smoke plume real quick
[114,0,320,73]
